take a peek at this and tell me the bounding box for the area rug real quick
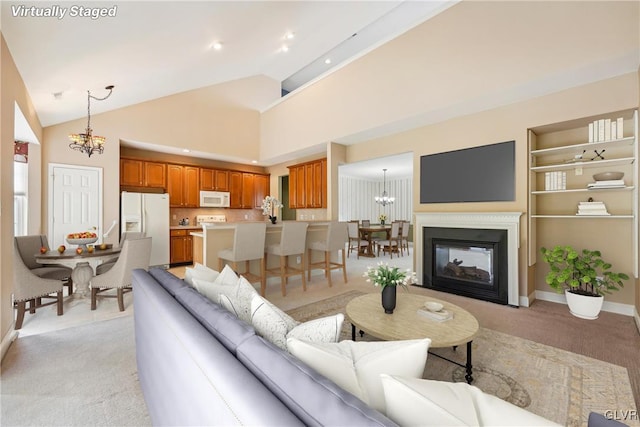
[287,291,638,427]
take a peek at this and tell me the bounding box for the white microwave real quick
[199,191,230,208]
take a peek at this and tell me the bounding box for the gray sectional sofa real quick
[132,267,396,426]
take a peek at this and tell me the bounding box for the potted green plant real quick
[539,245,629,319]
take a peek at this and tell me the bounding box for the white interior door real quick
[49,164,102,249]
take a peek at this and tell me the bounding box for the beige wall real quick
[342,73,639,305]
[42,76,280,242]
[1,33,43,348]
[260,1,639,160]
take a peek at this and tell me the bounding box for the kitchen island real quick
[190,221,339,278]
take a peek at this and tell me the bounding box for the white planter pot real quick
[565,289,604,320]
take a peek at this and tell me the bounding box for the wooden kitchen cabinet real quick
[229,171,243,208]
[200,168,229,192]
[170,229,193,265]
[253,173,269,208]
[241,173,254,208]
[167,164,199,207]
[229,171,269,208]
[121,159,143,187]
[120,159,166,189]
[288,158,326,209]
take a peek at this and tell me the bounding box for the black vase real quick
[269,216,277,224]
[381,285,397,314]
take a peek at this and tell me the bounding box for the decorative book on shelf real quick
[417,308,454,322]
[576,201,610,216]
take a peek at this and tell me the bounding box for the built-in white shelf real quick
[528,109,638,278]
[531,214,635,219]
[531,186,635,195]
[530,136,635,157]
[530,157,635,173]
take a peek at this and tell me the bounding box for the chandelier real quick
[375,168,395,206]
[69,85,114,157]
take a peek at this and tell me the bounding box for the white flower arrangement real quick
[378,213,388,222]
[261,196,283,218]
[363,262,417,290]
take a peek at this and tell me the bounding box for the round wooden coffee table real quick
[345,292,480,383]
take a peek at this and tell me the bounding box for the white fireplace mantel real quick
[414,212,523,306]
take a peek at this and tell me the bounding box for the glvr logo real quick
[604,410,639,421]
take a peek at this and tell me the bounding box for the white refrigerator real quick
[121,191,170,268]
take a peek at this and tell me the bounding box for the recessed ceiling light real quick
[281,44,289,53]
[182,149,191,153]
[251,160,258,164]
[211,42,223,50]
[284,32,295,40]
[324,58,332,65]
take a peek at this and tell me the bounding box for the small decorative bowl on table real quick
[66,236,98,251]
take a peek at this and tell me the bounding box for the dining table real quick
[35,246,121,298]
[358,224,391,257]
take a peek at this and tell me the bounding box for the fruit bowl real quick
[66,236,98,249]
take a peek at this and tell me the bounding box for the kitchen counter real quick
[170,225,202,230]
[197,221,336,275]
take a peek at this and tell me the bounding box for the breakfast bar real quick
[191,221,338,278]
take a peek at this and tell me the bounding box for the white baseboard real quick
[1,325,18,362]
[518,291,535,308]
[634,308,640,335]
[535,290,636,317]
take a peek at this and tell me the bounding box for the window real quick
[14,161,28,236]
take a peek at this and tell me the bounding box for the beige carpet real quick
[287,291,639,427]
[1,315,150,427]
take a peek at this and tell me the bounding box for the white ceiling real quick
[1,1,453,127]
[339,152,413,180]
[3,1,637,179]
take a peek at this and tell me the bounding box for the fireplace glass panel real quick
[434,243,493,286]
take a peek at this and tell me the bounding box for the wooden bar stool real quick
[218,223,267,295]
[307,221,348,287]
[265,221,308,296]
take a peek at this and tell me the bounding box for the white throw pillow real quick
[218,294,238,317]
[380,375,560,426]
[184,263,220,287]
[286,337,431,413]
[193,265,257,323]
[250,294,343,351]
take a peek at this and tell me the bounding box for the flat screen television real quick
[420,140,515,203]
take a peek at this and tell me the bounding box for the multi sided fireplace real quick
[422,227,509,305]
[415,212,522,307]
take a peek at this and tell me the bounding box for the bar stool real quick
[265,221,309,296]
[307,221,348,287]
[218,223,267,295]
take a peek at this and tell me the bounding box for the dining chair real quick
[218,223,267,295]
[307,221,348,287]
[15,234,73,295]
[347,221,368,259]
[265,221,309,296]
[13,237,64,329]
[95,231,145,275]
[89,237,152,311]
[400,221,411,256]
[377,221,402,259]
